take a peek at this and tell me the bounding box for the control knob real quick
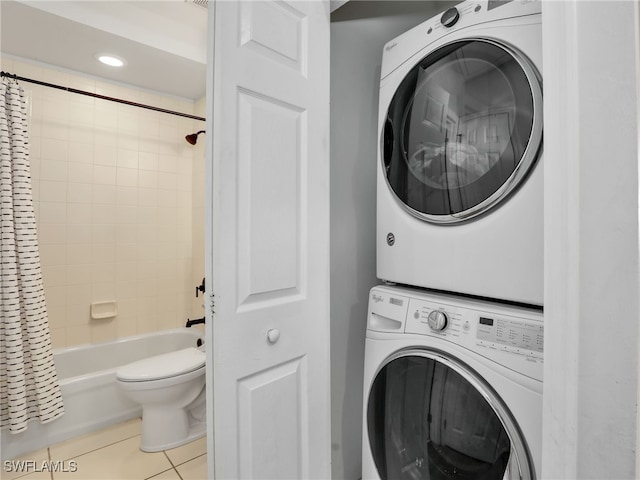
[427,310,448,331]
[441,7,460,28]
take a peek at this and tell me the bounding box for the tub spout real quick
[186,317,205,328]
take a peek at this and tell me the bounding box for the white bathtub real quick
[0,327,204,461]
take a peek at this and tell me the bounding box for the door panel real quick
[237,89,304,308]
[237,357,307,479]
[240,1,308,73]
[206,1,330,478]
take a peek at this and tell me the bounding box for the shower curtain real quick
[0,77,64,433]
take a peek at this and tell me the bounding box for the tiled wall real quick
[190,98,206,322]
[1,56,206,348]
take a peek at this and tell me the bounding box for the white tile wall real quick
[2,56,206,348]
[190,98,206,322]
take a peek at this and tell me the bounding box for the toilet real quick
[116,347,206,452]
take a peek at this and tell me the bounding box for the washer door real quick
[382,39,542,224]
[367,350,533,480]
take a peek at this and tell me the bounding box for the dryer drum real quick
[367,350,533,479]
[382,39,542,224]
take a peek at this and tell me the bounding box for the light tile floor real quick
[2,419,207,480]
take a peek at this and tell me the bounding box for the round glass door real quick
[367,351,533,480]
[382,39,542,223]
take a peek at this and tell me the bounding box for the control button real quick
[441,7,460,28]
[414,310,420,319]
[474,4,481,12]
[427,310,448,331]
[463,321,470,332]
[386,232,395,246]
[427,27,433,34]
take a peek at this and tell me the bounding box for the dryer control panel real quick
[368,286,543,381]
[380,0,541,80]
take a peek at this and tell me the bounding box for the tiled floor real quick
[2,419,207,480]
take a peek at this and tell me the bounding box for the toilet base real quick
[140,419,206,452]
[139,387,207,452]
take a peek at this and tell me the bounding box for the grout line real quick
[161,451,184,480]
[50,420,143,462]
[173,452,207,468]
[47,448,53,480]
[162,451,177,469]
[53,433,142,462]
[6,448,54,480]
[144,466,177,480]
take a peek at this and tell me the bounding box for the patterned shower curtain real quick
[0,77,64,433]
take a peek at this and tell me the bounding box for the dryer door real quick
[382,39,542,224]
[367,350,533,480]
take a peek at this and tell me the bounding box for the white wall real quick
[541,1,640,477]
[329,3,453,478]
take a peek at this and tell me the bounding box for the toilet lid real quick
[116,347,205,382]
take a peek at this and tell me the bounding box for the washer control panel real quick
[476,315,543,354]
[368,286,543,381]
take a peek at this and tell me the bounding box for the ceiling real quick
[0,1,375,101]
[0,0,209,100]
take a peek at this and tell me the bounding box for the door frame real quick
[541,1,640,477]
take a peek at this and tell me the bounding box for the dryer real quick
[377,0,543,306]
[362,285,543,480]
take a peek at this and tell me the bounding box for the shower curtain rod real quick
[1,71,206,122]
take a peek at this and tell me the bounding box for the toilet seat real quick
[116,347,205,382]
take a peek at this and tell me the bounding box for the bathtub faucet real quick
[185,317,205,328]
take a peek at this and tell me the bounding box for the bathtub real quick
[0,327,204,461]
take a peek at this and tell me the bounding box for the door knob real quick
[266,329,280,344]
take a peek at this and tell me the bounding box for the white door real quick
[205,1,331,479]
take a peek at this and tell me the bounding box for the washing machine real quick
[377,0,543,306]
[362,285,543,479]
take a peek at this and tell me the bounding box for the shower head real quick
[186,130,206,145]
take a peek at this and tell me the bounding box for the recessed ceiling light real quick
[96,54,126,67]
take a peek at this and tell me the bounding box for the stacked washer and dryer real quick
[363,1,544,479]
